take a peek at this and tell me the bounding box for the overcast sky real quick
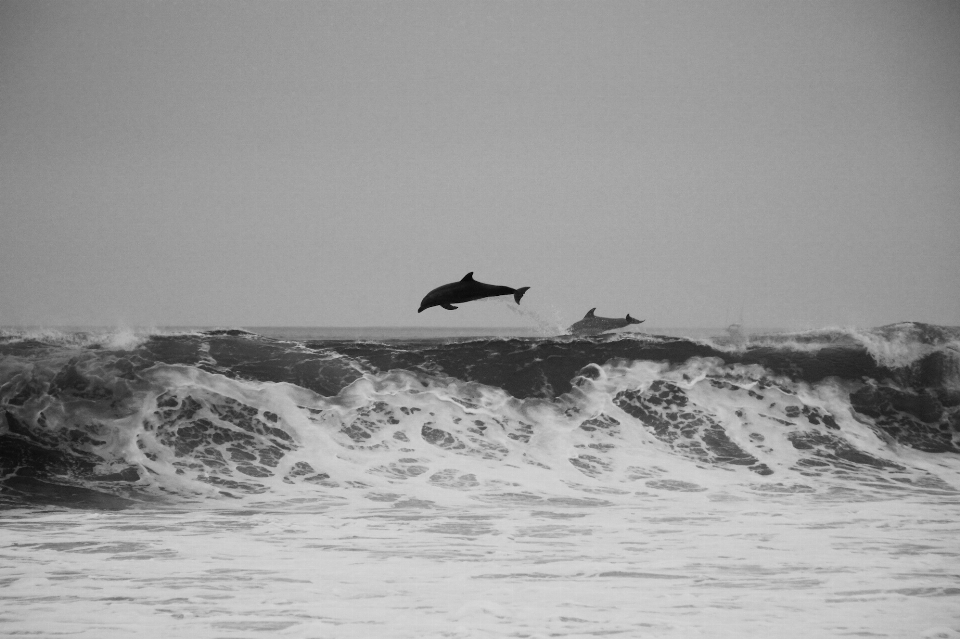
[1,0,958,330]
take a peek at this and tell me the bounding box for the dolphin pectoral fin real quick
[441,303,458,310]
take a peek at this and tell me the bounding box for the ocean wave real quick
[1,323,958,509]
[671,323,960,370]
[0,326,194,351]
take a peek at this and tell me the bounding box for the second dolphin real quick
[568,308,644,335]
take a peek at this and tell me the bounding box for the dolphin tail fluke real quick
[513,287,530,304]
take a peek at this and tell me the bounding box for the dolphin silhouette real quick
[567,308,644,335]
[418,273,530,313]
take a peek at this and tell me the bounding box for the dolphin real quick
[567,308,644,335]
[418,272,530,312]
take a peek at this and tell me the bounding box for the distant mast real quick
[723,301,747,345]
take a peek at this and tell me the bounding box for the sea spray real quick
[498,297,568,336]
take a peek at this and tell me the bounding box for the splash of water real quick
[498,298,567,336]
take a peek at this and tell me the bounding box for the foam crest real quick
[856,323,960,369]
[685,322,960,371]
[0,326,190,351]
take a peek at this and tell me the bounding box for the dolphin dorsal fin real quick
[626,314,633,321]
[584,308,596,318]
[461,272,475,282]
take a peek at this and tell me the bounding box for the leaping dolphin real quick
[568,308,644,335]
[418,273,530,313]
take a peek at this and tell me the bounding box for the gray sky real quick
[2,0,958,329]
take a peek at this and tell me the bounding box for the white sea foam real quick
[2,478,958,638]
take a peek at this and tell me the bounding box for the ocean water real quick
[1,322,959,638]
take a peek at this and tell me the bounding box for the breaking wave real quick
[1,323,958,510]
